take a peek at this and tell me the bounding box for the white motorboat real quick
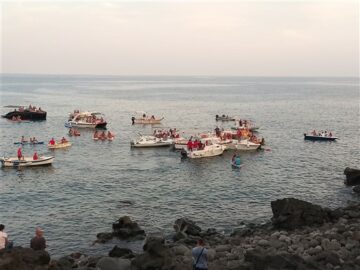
[181,139,226,158]
[228,139,261,151]
[66,111,107,129]
[0,156,54,167]
[131,136,173,148]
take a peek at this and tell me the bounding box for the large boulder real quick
[0,246,50,270]
[271,198,330,229]
[112,216,146,239]
[245,250,320,270]
[173,218,201,237]
[96,257,131,270]
[131,235,176,270]
[344,167,360,186]
[109,245,134,258]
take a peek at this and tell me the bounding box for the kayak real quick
[14,141,44,145]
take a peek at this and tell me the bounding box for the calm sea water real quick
[0,75,359,257]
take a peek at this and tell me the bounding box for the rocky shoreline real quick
[1,168,359,270]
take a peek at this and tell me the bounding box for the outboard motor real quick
[180,149,188,158]
[131,116,135,125]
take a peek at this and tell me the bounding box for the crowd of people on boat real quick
[187,137,207,151]
[153,128,180,139]
[93,130,115,140]
[311,130,333,137]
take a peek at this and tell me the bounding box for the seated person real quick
[49,138,55,145]
[33,152,38,160]
[61,137,68,143]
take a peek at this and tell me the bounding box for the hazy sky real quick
[1,1,359,76]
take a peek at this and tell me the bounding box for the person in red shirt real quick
[17,147,22,160]
[49,138,55,145]
[193,140,199,150]
[187,140,193,151]
[33,151,38,160]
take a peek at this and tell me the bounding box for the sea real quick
[0,74,359,257]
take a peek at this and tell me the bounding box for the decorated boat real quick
[0,156,54,167]
[215,114,236,121]
[2,106,46,121]
[66,111,107,129]
[304,133,337,141]
[181,139,226,158]
[48,141,72,149]
[131,136,173,148]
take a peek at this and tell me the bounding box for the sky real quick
[1,1,359,76]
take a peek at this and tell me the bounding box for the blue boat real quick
[304,134,337,141]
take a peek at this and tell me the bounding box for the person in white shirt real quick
[0,224,9,250]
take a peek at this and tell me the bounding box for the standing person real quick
[17,147,23,160]
[192,239,208,270]
[30,227,46,251]
[0,224,9,250]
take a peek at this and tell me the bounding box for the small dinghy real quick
[0,156,54,167]
[215,114,236,121]
[304,133,337,141]
[48,141,72,149]
[14,141,44,145]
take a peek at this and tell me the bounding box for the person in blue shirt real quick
[235,155,241,166]
[192,239,208,270]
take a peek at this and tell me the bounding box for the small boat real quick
[215,115,236,121]
[66,111,107,129]
[48,141,72,149]
[304,133,337,141]
[131,112,164,125]
[181,139,226,158]
[0,156,54,167]
[231,125,259,132]
[14,141,44,145]
[2,107,47,121]
[228,139,261,151]
[131,136,173,148]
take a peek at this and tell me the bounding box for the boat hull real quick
[184,145,225,158]
[131,142,172,148]
[0,156,54,167]
[66,121,107,129]
[304,135,337,141]
[133,118,164,124]
[48,142,72,149]
[228,140,261,151]
[2,110,46,121]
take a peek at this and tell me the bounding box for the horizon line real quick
[1,72,359,79]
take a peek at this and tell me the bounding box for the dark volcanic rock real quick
[112,216,146,239]
[174,217,201,236]
[131,235,176,270]
[109,245,134,258]
[271,198,330,229]
[245,250,320,270]
[344,167,360,186]
[0,247,50,270]
[353,185,360,194]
